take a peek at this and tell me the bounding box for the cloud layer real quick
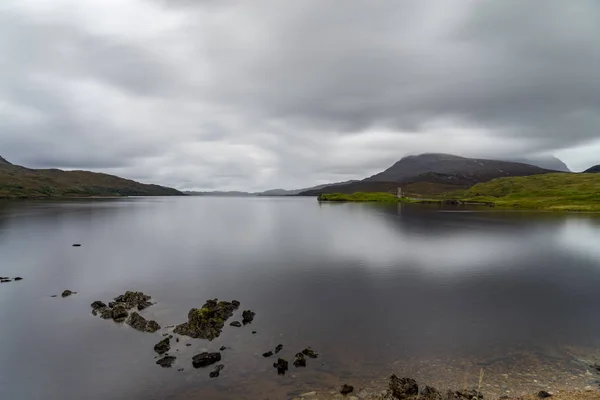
[1,0,599,190]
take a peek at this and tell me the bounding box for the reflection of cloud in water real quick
[558,218,600,262]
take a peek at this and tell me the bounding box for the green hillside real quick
[0,157,183,198]
[457,173,600,211]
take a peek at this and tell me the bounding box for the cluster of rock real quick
[376,375,485,400]
[266,347,318,375]
[90,291,160,332]
[0,276,22,283]
[173,299,245,340]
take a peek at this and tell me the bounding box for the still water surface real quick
[1,197,600,399]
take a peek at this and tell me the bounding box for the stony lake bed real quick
[2,197,600,399]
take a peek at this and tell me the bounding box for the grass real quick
[318,192,402,202]
[449,173,600,211]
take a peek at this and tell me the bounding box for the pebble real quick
[301,392,317,397]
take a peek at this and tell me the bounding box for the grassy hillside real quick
[0,161,183,198]
[318,192,401,202]
[456,173,600,211]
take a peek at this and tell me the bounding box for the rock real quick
[14,277,23,281]
[137,301,154,311]
[252,331,257,334]
[174,299,238,340]
[263,351,274,358]
[192,352,222,368]
[176,337,179,343]
[72,244,81,247]
[293,353,306,368]
[230,321,242,327]
[420,386,442,400]
[50,295,58,298]
[61,290,75,297]
[242,310,256,324]
[341,384,354,395]
[388,375,418,399]
[538,391,552,399]
[273,358,288,375]
[113,291,153,310]
[154,338,171,355]
[302,348,319,359]
[209,364,225,378]
[91,301,107,310]
[275,344,283,354]
[219,346,228,351]
[1,279,12,283]
[449,390,483,400]
[112,304,129,323]
[186,343,192,347]
[301,392,317,397]
[156,356,176,368]
[108,302,116,308]
[231,300,241,309]
[126,312,161,333]
[99,308,113,319]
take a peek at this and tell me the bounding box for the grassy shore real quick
[317,173,600,211]
[452,173,600,211]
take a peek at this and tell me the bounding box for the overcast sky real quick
[1,0,600,191]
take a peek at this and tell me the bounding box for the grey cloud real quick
[1,0,599,191]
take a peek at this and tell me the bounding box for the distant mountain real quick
[258,181,359,196]
[0,155,183,198]
[184,191,254,196]
[505,155,571,172]
[584,165,600,173]
[300,153,556,196]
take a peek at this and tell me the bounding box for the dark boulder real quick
[154,338,171,355]
[448,390,483,400]
[61,290,75,297]
[275,344,283,354]
[156,356,176,368]
[126,312,161,333]
[1,279,12,283]
[91,301,107,310]
[209,364,225,378]
[389,375,418,399]
[192,352,222,368]
[293,353,306,368]
[538,391,552,399]
[14,277,23,281]
[273,358,288,375]
[137,301,154,311]
[230,321,242,328]
[72,244,81,247]
[99,308,113,319]
[301,348,318,359]
[231,300,241,309]
[420,386,442,400]
[263,351,274,358]
[219,346,228,351]
[242,310,256,324]
[340,384,354,395]
[113,291,152,310]
[112,304,129,323]
[174,299,238,340]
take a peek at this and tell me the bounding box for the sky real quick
[1,0,600,191]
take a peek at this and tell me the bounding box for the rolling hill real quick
[0,156,183,198]
[584,165,600,173]
[300,154,555,196]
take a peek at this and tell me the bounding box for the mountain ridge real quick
[584,165,600,173]
[0,155,183,198]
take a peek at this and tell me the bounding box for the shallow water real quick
[1,197,600,400]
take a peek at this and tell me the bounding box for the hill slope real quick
[0,156,183,198]
[505,155,571,172]
[301,154,554,195]
[584,165,600,173]
[458,173,600,211]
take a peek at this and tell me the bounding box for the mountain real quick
[300,153,556,196]
[184,191,254,196]
[0,155,183,198]
[258,181,359,196]
[584,165,600,173]
[505,155,571,172]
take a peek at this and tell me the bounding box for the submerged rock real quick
[61,290,75,297]
[340,384,354,395]
[174,299,238,340]
[219,346,228,351]
[156,356,176,368]
[209,364,225,378]
[154,338,171,355]
[14,277,23,281]
[242,310,255,324]
[137,301,154,311]
[1,279,12,283]
[275,344,283,354]
[99,308,113,319]
[127,312,161,333]
[301,347,318,359]
[389,375,418,399]
[263,351,274,358]
[231,300,241,308]
[230,321,242,328]
[72,244,81,247]
[192,352,222,368]
[273,358,288,375]
[293,353,306,368]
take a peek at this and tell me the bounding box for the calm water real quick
[1,197,600,400]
